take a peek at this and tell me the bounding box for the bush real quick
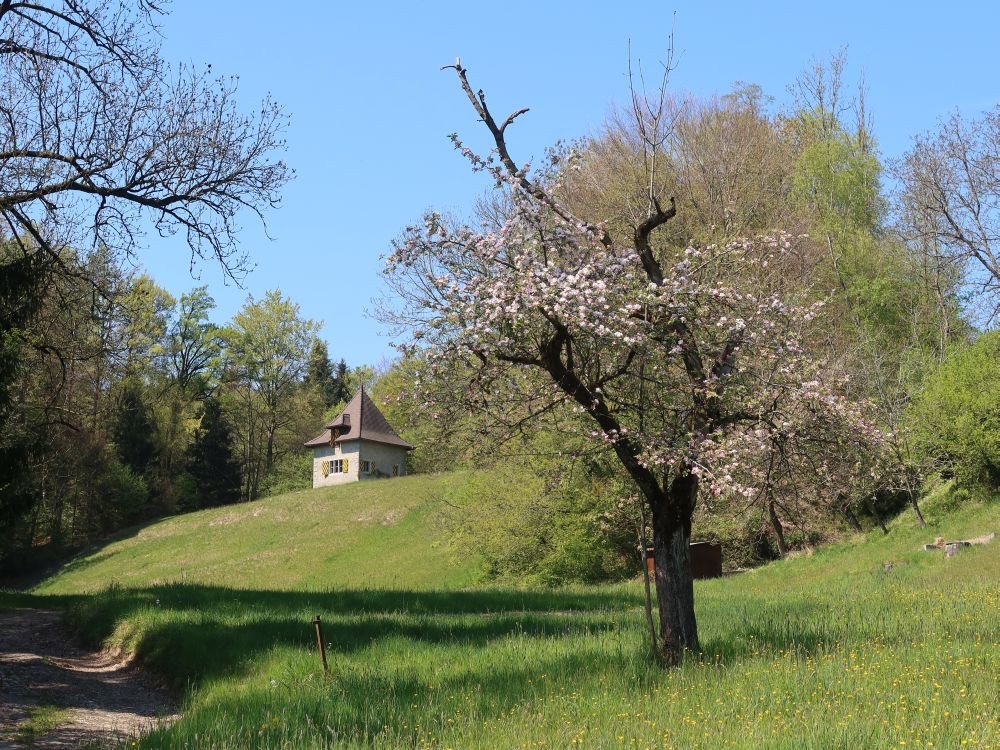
[909,331,1000,491]
[174,471,202,512]
[259,451,312,498]
[102,459,151,527]
[442,463,636,586]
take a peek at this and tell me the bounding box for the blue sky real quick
[135,1,1000,368]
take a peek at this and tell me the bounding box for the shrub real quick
[442,464,636,586]
[102,460,151,527]
[908,331,1000,492]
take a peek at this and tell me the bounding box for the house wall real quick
[312,439,360,487]
[357,441,409,480]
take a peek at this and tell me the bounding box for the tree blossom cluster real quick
[386,195,888,505]
[382,63,893,539]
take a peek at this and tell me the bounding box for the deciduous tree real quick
[0,0,290,277]
[383,62,885,664]
[897,107,1000,321]
[223,290,319,501]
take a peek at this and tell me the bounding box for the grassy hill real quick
[8,478,1000,749]
[36,472,481,594]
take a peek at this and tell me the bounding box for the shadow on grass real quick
[7,578,949,710]
[30,584,643,689]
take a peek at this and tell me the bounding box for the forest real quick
[0,257,361,572]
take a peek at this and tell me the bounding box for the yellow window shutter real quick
[321,460,329,477]
[344,458,349,473]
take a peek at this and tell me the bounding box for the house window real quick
[333,459,344,474]
[361,460,370,474]
[392,465,399,477]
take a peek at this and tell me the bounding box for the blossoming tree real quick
[384,62,886,664]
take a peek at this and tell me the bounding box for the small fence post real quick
[312,615,328,672]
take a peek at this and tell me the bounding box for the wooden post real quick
[312,616,328,672]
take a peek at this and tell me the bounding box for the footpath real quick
[0,608,176,749]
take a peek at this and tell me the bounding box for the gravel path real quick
[0,609,177,749]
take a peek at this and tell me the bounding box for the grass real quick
[35,472,480,593]
[6,475,999,749]
[15,704,70,745]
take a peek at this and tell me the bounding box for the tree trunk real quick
[843,505,863,532]
[265,420,277,474]
[907,486,927,528]
[767,498,788,556]
[649,471,700,665]
[864,496,889,535]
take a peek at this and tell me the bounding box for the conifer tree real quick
[332,359,351,404]
[305,339,338,408]
[185,397,241,508]
[113,385,158,476]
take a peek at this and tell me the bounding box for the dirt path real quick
[0,609,177,749]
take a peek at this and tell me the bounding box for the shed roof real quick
[303,389,413,450]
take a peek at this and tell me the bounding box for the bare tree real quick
[0,0,290,277]
[788,48,850,138]
[897,107,1000,322]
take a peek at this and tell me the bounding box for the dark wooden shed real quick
[645,541,723,580]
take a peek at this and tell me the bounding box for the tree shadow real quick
[51,583,641,689]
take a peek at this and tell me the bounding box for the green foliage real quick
[180,397,241,510]
[257,449,313,498]
[442,450,636,586]
[916,478,990,522]
[370,356,474,474]
[909,332,1000,490]
[304,339,350,409]
[102,458,152,526]
[164,286,222,396]
[223,290,322,501]
[348,363,377,394]
[112,384,159,476]
[0,247,47,566]
[788,113,934,351]
[119,275,175,378]
[790,120,884,237]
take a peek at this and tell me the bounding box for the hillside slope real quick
[36,472,480,594]
[16,487,998,749]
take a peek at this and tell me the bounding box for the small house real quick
[304,389,413,487]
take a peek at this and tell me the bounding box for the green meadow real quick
[7,474,999,749]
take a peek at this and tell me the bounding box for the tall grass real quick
[9,482,999,749]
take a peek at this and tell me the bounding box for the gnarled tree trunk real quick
[650,471,700,664]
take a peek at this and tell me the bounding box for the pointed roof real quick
[303,389,413,450]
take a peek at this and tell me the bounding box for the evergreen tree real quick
[112,385,158,476]
[332,358,351,404]
[185,397,241,508]
[305,339,337,408]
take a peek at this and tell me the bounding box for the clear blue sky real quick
[135,1,1000,369]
